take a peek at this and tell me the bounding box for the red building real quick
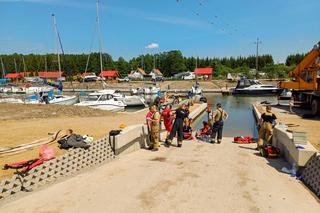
[38,71,64,79]
[4,73,24,79]
[194,67,213,80]
[99,70,119,80]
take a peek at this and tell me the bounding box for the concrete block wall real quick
[272,127,317,167]
[111,124,149,156]
[302,154,320,197]
[189,103,207,120]
[0,137,115,200]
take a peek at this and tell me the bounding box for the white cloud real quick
[145,43,159,49]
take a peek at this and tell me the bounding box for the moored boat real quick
[233,79,283,95]
[97,89,146,107]
[75,90,126,111]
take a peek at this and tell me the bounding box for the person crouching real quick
[183,118,194,140]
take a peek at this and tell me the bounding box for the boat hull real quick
[75,101,126,112]
[50,96,78,105]
[90,105,125,112]
[233,88,283,96]
[123,96,146,106]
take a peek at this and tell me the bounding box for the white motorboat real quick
[25,86,53,95]
[98,89,146,107]
[132,87,160,95]
[75,90,126,111]
[233,79,283,95]
[82,73,103,82]
[49,95,78,105]
[0,97,24,104]
[0,86,25,94]
[22,89,78,105]
[191,84,202,95]
[121,95,146,106]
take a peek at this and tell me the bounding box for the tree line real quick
[0,50,304,79]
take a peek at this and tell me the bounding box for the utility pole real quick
[254,37,262,71]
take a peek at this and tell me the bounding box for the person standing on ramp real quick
[166,104,188,148]
[149,105,161,151]
[210,103,228,144]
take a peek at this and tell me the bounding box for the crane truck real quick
[279,41,320,115]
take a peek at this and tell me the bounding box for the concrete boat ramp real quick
[1,138,319,213]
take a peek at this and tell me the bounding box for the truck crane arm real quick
[280,41,320,91]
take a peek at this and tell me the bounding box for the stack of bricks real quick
[0,137,115,200]
[302,154,320,197]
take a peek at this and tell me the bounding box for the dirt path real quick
[1,138,319,213]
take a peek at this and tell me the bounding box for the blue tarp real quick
[0,78,10,83]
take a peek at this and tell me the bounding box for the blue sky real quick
[0,0,319,63]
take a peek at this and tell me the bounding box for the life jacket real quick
[199,126,210,136]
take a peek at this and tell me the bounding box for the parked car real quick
[152,76,164,82]
[117,77,130,82]
[182,72,196,80]
[173,72,188,79]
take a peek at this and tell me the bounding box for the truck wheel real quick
[311,99,320,115]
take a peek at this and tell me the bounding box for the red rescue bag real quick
[233,136,254,144]
[260,146,280,158]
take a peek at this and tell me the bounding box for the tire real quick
[311,99,320,115]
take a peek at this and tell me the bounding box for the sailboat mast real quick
[14,58,18,73]
[52,14,62,78]
[44,55,48,79]
[0,57,5,78]
[96,0,103,73]
[22,56,26,76]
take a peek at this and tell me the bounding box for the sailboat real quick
[77,0,126,110]
[0,57,9,83]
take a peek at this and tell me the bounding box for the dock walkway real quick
[1,138,319,213]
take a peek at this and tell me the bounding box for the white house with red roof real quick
[128,68,147,79]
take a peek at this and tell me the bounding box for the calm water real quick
[193,94,277,137]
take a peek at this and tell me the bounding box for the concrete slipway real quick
[1,138,319,213]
